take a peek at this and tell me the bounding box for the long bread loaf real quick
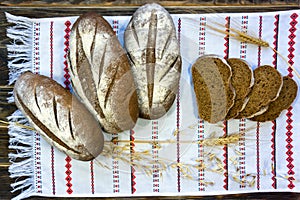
[68,13,139,133]
[124,3,182,119]
[14,72,104,161]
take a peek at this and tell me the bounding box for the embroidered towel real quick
[6,9,300,200]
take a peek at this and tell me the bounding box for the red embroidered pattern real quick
[222,120,228,190]
[33,22,41,74]
[33,22,42,194]
[35,134,42,193]
[238,119,246,189]
[286,13,298,190]
[63,21,71,90]
[112,158,120,193]
[223,16,230,191]
[256,16,263,190]
[50,21,54,79]
[64,20,73,195]
[65,156,73,194]
[199,17,206,57]
[271,14,279,189]
[198,119,205,191]
[152,120,160,193]
[111,20,121,194]
[176,17,181,193]
[256,122,260,190]
[271,122,277,189]
[238,16,248,189]
[49,21,56,195]
[223,16,230,59]
[197,16,206,192]
[130,129,136,194]
[90,160,95,194]
[113,20,118,34]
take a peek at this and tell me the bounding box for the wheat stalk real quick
[4,115,254,184]
[206,22,300,79]
[0,85,14,89]
[109,132,241,147]
[4,116,258,184]
[0,119,35,130]
[3,117,242,146]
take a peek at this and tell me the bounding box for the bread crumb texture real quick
[192,56,298,123]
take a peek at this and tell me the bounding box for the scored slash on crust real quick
[16,93,80,154]
[124,3,182,119]
[52,96,60,130]
[68,13,139,133]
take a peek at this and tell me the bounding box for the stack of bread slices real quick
[192,55,298,123]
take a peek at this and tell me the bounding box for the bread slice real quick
[250,76,298,122]
[236,65,283,119]
[225,58,254,119]
[192,55,235,123]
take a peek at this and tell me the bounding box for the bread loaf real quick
[124,3,182,119]
[250,76,298,122]
[236,65,283,118]
[225,58,254,119]
[68,13,139,133]
[14,72,104,161]
[192,55,235,123]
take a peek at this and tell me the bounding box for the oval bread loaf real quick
[124,3,182,119]
[14,72,104,161]
[68,13,139,133]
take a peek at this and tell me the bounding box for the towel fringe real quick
[7,110,35,200]
[6,14,36,199]
[5,13,33,94]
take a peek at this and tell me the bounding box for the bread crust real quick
[68,13,139,133]
[14,72,104,161]
[192,55,235,123]
[236,65,283,118]
[124,3,182,119]
[250,76,298,122]
[225,58,254,119]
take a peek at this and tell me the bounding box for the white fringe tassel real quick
[6,13,33,103]
[6,12,35,200]
[8,110,35,200]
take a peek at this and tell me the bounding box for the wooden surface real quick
[1,1,300,199]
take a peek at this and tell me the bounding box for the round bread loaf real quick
[124,3,182,119]
[192,55,235,123]
[14,71,104,161]
[68,13,139,133]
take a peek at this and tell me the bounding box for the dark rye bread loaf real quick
[251,76,298,122]
[236,65,283,119]
[225,58,254,119]
[192,55,235,123]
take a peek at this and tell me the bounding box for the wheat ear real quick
[206,23,300,79]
